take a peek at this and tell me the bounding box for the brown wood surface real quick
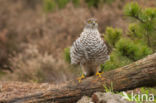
[1,53,156,103]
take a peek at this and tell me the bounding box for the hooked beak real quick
[92,22,95,26]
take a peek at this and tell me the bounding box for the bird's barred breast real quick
[80,32,109,62]
[70,31,109,65]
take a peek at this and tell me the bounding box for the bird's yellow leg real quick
[96,71,104,78]
[77,74,85,83]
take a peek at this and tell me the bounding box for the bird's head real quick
[85,18,98,29]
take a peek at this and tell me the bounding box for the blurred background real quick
[0,0,155,84]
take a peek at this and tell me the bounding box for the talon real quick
[77,74,85,83]
[96,71,104,78]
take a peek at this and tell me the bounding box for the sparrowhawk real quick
[70,18,110,82]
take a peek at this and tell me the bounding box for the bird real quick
[70,18,110,82]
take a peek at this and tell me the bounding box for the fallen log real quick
[2,53,156,103]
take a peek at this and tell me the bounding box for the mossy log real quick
[2,53,156,103]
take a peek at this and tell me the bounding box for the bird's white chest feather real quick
[80,31,103,57]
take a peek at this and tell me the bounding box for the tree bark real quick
[2,53,156,103]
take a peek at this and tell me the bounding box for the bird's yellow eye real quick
[88,20,92,24]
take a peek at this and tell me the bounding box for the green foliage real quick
[85,0,100,8]
[55,0,70,9]
[102,0,115,5]
[85,0,115,8]
[102,30,152,71]
[43,0,116,12]
[43,0,73,12]
[101,3,154,72]
[128,23,143,39]
[43,0,56,12]
[124,2,141,17]
[115,38,152,61]
[140,8,156,27]
[71,0,80,7]
[104,27,122,48]
[0,70,6,78]
[103,82,114,93]
[101,50,132,71]
[64,47,71,63]
[124,2,156,50]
